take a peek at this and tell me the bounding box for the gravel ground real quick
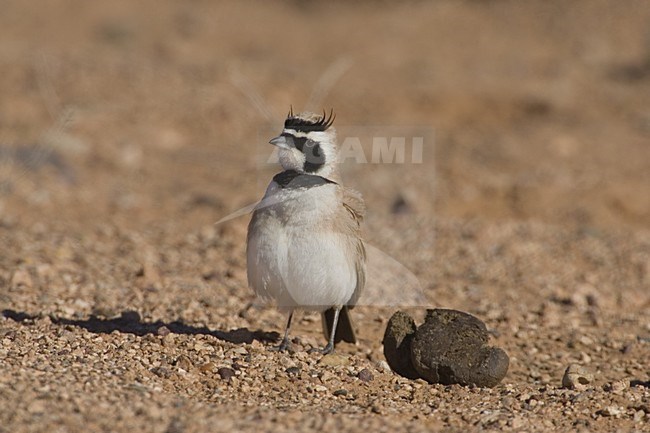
[1,1,650,432]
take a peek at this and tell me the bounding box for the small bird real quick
[246,108,366,354]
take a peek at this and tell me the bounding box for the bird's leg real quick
[272,310,293,352]
[311,306,340,355]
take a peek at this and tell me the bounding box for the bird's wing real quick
[341,186,366,222]
[339,186,366,308]
[245,207,264,292]
[320,186,366,345]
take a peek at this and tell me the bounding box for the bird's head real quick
[269,108,338,179]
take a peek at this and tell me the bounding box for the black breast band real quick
[273,170,337,190]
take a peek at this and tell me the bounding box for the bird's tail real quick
[322,306,357,345]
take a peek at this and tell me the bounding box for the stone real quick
[409,309,509,387]
[174,355,193,372]
[156,325,171,337]
[319,371,335,382]
[382,311,419,379]
[597,405,623,417]
[357,368,373,382]
[604,379,627,394]
[285,366,301,377]
[199,362,215,373]
[375,360,392,374]
[151,366,172,379]
[218,367,236,381]
[562,364,593,390]
[318,353,350,367]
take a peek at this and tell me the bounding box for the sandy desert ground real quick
[1,1,649,432]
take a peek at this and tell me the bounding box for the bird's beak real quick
[269,135,291,149]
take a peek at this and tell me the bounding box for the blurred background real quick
[1,0,649,318]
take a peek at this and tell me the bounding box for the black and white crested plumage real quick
[246,110,366,354]
[284,108,336,133]
[268,110,340,179]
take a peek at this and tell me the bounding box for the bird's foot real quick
[270,338,291,352]
[308,342,334,355]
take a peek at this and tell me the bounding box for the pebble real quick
[604,380,628,394]
[285,366,301,377]
[375,360,392,374]
[218,367,236,381]
[501,396,517,410]
[562,364,593,390]
[357,368,374,382]
[198,362,215,373]
[156,326,170,337]
[280,357,297,369]
[320,371,335,382]
[510,416,525,429]
[151,367,172,378]
[175,355,193,372]
[597,405,622,417]
[318,354,350,367]
[230,347,248,356]
[333,389,348,396]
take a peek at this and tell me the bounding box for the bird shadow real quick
[1,309,279,345]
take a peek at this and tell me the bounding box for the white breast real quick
[246,182,357,311]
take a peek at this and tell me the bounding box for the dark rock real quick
[333,389,348,396]
[391,194,411,215]
[471,346,510,388]
[357,368,374,382]
[382,311,419,379]
[285,366,301,377]
[218,367,236,381]
[410,309,509,388]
